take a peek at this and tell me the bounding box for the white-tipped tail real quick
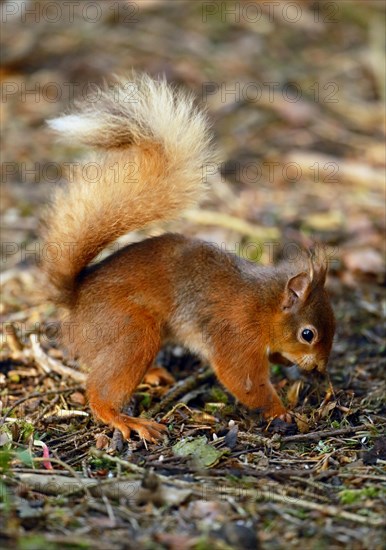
[42,74,217,305]
[47,114,102,136]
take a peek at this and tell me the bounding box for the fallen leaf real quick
[173,436,227,468]
[69,391,86,405]
[295,413,310,434]
[319,401,337,419]
[95,434,110,450]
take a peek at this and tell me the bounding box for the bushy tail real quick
[41,74,216,305]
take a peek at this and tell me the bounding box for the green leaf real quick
[173,435,226,468]
[16,449,34,467]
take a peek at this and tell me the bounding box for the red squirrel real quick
[41,74,335,442]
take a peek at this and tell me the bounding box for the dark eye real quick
[301,328,314,343]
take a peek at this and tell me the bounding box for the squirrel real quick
[41,74,336,442]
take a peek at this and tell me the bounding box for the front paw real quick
[277,411,292,423]
[264,406,292,424]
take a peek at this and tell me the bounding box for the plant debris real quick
[1,1,385,549]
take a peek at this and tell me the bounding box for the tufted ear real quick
[282,271,311,309]
[309,247,328,287]
[316,261,327,286]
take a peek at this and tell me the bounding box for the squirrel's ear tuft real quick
[316,261,327,286]
[308,246,328,287]
[282,271,311,309]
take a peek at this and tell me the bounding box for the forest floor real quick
[1,1,385,549]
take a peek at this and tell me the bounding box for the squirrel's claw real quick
[113,414,168,443]
[277,412,292,423]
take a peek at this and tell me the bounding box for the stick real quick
[141,367,213,419]
[30,335,86,383]
[281,424,380,444]
[0,387,83,426]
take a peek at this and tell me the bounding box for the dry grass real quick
[1,1,385,548]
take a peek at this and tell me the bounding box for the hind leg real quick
[85,307,167,442]
[143,365,175,386]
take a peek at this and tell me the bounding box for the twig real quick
[0,387,83,426]
[14,456,93,499]
[30,335,86,383]
[14,470,141,501]
[281,424,378,444]
[91,450,198,490]
[11,468,71,475]
[90,450,144,476]
[254,490,384,527]
[140,367,213,419]
[338,473,386,481]
[150,462,335,480]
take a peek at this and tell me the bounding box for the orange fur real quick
[41,75,335,441]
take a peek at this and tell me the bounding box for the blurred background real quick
[1,0,384,283]
[1,2,385,548]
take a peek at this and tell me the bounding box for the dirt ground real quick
[1,1,385,549]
